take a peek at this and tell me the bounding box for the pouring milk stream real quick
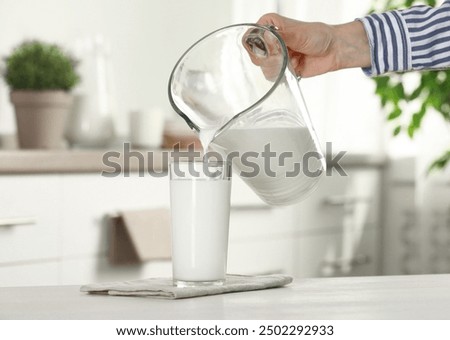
[169,24,326,205]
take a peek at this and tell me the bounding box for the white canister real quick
[129,108,165,148]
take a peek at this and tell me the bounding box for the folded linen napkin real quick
[80,274,293,299]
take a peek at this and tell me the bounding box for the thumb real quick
[256,13,285,29]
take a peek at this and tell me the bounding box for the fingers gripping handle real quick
[244,25,279,57]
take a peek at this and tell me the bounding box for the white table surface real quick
[1,274,450,320]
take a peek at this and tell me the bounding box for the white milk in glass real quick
[170,178,231,283]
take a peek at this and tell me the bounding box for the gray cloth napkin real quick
[80,274,293,299]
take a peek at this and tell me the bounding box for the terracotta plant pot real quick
[10,90,73,149]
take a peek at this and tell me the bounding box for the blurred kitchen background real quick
[0,0,449,287]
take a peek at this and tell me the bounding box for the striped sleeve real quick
[357,0,450,76]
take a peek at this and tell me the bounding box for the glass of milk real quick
[170,159,232,287]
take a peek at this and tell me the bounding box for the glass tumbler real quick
[170,159,232,287]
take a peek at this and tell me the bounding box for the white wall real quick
[0,0,395,156]
[0,0,233,136]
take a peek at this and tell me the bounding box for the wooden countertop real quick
[0,149,385,174]
[1,274,449,319]
[0,149,168,174]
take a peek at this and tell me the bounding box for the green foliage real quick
[3,40,80,91]
[371,0,436,11]
[370,0,450,172]
[428,150,450,173]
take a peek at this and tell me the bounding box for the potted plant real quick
[3,40,80,149]
[369,0,450,172]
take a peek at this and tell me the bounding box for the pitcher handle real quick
[265,25,302,82]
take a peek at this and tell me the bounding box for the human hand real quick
[256,13,371,78]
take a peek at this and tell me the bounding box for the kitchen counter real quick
[0,149,167,174]
[1,274,450,320]
[0,149,385,174]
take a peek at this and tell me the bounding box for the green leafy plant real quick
[370,0,450,173]
[3,40,80,91]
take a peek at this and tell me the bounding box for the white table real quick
[1,274,450,319]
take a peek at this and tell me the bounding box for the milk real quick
[170,178,231,283]
[210,125,324,205]
[198,127,217,153]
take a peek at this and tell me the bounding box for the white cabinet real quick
[228,236,296,275]
[294,227,379,278]
[381,157,450,276]
[0,175,61,264]
[0,173,173,287]
[58,174,172,285]
[285,166,382,278]
[228,206,296,275]
[230,166,382,278]
[290,168,381,232]
[0,163,382,287]
[0,173,278,286]
[60,174,170,258]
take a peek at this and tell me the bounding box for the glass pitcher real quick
[168,24,326,206]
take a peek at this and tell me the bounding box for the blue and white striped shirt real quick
[359,0,450,76]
